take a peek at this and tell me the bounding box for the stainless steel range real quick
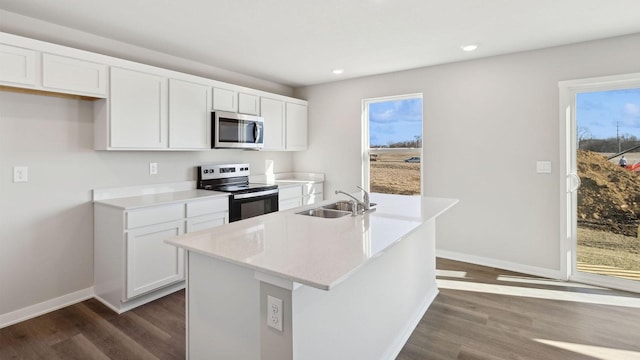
[197,163,278,222]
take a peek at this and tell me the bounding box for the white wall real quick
[294,33,640,276]
[0,14,296,318]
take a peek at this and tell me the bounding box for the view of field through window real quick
[367,97,422,195]
[576,88,640,281]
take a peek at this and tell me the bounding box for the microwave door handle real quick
[254,123,261,143]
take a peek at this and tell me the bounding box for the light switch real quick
[536,161,552,174]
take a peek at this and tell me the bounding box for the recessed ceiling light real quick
[332,69,344,75]
[461,44,478,52]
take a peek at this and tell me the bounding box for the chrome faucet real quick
[335,186,371,213]
[356,185,370,211]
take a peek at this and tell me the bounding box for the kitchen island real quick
[166,193,457,360]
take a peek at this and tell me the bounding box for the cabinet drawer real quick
[279,185,302,200]
[187,213,228,232]
[280,197,303,211]
[302,183,323,195]
[187,197,229,218]
[126,203,184,229]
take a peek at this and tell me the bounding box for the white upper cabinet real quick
[0,44,37,86]
[169,79,211,149]
[212,87,237,112]
[285,102,308,151]
[260,97,286,150]
[238,92,259,115]
[109,67,168,149]
[2,32,308,151]
[42,53,107,96]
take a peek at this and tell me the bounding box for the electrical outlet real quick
[267,295,283,331]
[149,162,158,175]
[13,166,28,183]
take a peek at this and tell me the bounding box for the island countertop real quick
[166,193,457,290]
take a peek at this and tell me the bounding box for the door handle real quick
[568,173,581,192]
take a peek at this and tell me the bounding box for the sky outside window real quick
[369,98,422,147]
[576,88,640,139]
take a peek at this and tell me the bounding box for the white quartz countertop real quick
[166,193,457,290]
[94,189,228,210]
[250,172,325,185]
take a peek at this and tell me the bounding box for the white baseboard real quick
[384,287,439,360]
[436,250,563,280]
[0,287,94,329]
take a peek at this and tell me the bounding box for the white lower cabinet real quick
[187,213,227,232]
[94,195,229,313]
[279,185,303,211]
[186,197,228,232]
[303,182,324,205]
[126,220,185,299]
[278,182,324,211]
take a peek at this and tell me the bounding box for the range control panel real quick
[198,163,250,180]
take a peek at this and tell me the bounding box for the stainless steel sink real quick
[322,200,357,212]
[296,208,351,219]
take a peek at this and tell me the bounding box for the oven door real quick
[213,111,264,149]
[229,189,279,222]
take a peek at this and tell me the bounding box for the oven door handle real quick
[233,189,278,200]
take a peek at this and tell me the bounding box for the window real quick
[363,94,423,195]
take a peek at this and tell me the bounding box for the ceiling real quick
[1,0,640,87]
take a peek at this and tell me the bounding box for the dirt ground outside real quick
[369,149,421,195]
[577,150,640,276]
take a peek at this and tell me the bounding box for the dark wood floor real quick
[2,258,640,359]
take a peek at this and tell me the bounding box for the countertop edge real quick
[94,190,229,210]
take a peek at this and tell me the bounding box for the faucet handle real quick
[356,185,370,210]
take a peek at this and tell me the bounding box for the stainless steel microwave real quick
[212,111,264,149]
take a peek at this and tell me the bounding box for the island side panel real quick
[188,251,261,360]
[291,219,438,360]
[259,282,294,360]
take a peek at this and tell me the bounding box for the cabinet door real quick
[169,79,211,149]
[285,102,308,151]
[110,68,168,148]
[238,92,259,115]
[126,220,184,299]
[42,53,107,97]
[212,87,237,112]
[187,212,228,232]
[260,97,285,150]
[0,44,37,86]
